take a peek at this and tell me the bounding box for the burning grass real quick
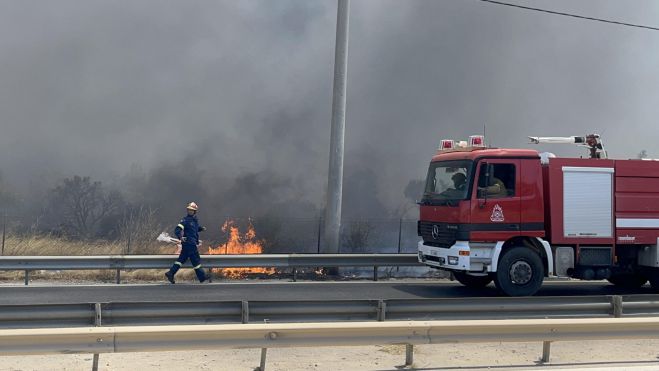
[208,220,275,278]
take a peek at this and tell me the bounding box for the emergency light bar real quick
[438,135,487,151]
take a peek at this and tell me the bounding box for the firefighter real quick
[451,172,467,191]
[480,176,507,198]
[165,202,209,284]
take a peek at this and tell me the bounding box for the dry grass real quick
[0,234,184,283]
[1,235,173,256]
[2,235,124,256]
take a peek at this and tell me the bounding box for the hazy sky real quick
[1,0,658,214]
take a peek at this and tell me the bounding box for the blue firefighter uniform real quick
[166,214,208,282]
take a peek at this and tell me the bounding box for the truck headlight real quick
[448,256,459,265]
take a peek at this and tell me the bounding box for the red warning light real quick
[440,139,455,150]
[469,135,485,147]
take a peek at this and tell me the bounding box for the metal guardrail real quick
[0,254,421,270]
[3,317,659,356]
[3,295,659,370]
[0,254,423,284]
[2,295,659,329]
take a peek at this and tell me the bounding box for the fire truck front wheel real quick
[494,247,544,296]
[453,272,493,288]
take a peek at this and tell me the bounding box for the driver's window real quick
[477,163,515,198]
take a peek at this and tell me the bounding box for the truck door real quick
[470,159,522,241]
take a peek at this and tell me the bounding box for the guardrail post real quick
[257,318,269,371]
[115,269,121,284]
[241,301,249,324]
[611,295,623,318]
[405,344,414,366]
[377,300,386,322]
[373,266,378,281]
[259,348,267,371]
[24,270,29,285]
[541,341,551,363]
[92,303,102,371]
[292,268,297,282]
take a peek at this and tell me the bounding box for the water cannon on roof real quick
[528,134,607,159]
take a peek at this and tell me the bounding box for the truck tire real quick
[607,274,648,288]
[453,272,493,288]
[494,247,544,296]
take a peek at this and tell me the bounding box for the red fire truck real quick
[417,134,659,296]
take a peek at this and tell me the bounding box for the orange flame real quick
[208,220,274,278]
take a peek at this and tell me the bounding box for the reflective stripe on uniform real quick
[177,224,184,229]
[175,261,183,266]
[193,264,202,270]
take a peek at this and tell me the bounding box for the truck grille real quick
[418,221,457,248]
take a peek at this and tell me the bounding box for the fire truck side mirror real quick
[484,163,492,186]
[477,162,492,207]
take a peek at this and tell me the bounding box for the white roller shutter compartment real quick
[562,167,613,238]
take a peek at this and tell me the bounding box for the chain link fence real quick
[0,213,421,255]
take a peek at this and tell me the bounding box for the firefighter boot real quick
[196,267,210,283]
[165,271,176,284]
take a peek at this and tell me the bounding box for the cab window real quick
[477,163,516,198]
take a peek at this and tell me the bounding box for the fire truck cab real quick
[417,135,659,296]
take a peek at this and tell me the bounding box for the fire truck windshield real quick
[422,160,472,205]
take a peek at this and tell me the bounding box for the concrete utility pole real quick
[324,0,350,255]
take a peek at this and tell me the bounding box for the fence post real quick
[397,218,402,273]
[92,303,102,371]
[397,218,402,254]
[126,229,131,255]
[1,213,6,255]
[316,217,322,254]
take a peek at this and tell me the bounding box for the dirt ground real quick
[1,340,659,371]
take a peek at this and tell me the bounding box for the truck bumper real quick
[417,240,495,273]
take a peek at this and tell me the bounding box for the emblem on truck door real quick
[490,204,505,222]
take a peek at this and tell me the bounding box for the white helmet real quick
[186,202,199,211]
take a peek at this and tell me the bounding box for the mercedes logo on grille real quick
[431,225,440,240]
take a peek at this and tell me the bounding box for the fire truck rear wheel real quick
[453,272,493,288]
[494,247,544,296]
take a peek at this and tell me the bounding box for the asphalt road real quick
[0,279,656,305]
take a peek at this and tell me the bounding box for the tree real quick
[49,176,124,239]
[119,205,163,254]
[638,150,648,159]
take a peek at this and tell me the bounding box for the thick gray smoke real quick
[0,0,658,223]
